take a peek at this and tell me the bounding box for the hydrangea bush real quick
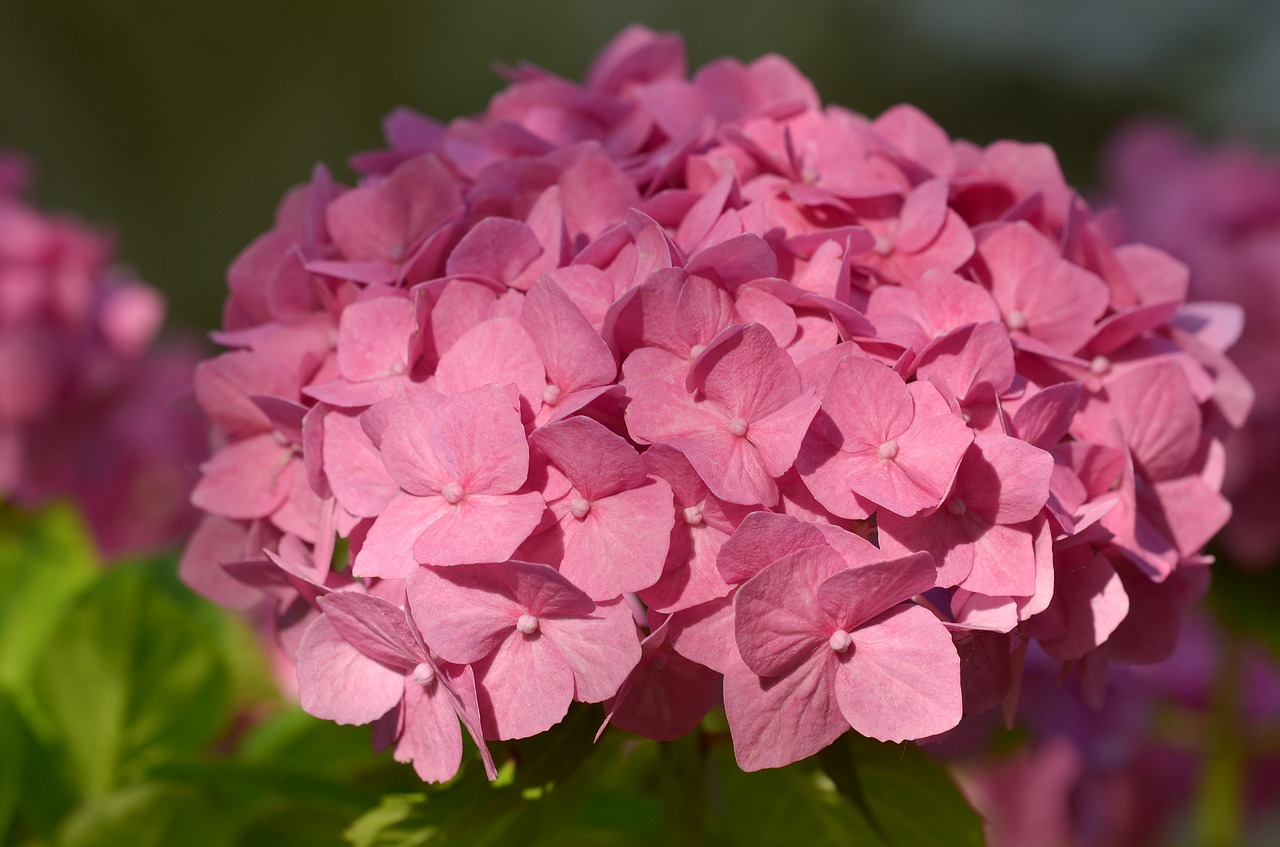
[0,152,204,558]
[181,26,1250,782]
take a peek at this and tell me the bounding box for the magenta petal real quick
[395,678,465,783]
[816,552,936,632]
[734,545,847,678]
[296,616,404,725]
[834,604,961,742]
[474,632,575,740]
[541,598,641,702]
[723,653,848,772]
[411,492,546,567]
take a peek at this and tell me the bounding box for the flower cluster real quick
[182,27,1247,779]
[1105,121,1275,565]
[0,153,204,557]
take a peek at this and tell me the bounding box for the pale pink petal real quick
[734,545,846,678]
[816,552,936,632]
[395,678,464,783]
[411,491,546,567]
[353,491,451,579]
[541,598,641,702]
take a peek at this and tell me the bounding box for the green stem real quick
[660,729,708,847]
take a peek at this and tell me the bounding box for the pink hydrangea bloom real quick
[184,29,1248,782]
[0,153,204,557]
[1105,121,1273,564]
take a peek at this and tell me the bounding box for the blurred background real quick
[3,0,1278,331]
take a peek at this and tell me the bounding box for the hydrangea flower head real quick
[184,28,1249,781]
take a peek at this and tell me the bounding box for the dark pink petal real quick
[688,323,803,421]
[816,553,936,632]
[1010,382,1082,449]
[296,616,404,725]
[717,511,828,584]
[1025,547,1128,660]
[327,154,461,263]
[963,434,1054,524]
[958,522,1038,598]
[605,627,720,741]
[723,652,848,772]
[833,604,961,742]
[913,322,1016,407]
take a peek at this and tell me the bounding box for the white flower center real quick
[947,498,967,516]
[683,505,704,526]
[829,630,853,653]
[411,662,435,685]
[1006,309,1028,331]
[1090,355,1111,375]
[516,614,539,635]
[873,235,893,257]
[441,482,465,505]
[570,497,591,519]
[542,384,562,406]
[728,417,749,437]
[877,439,899,460]
[690,343,707,359]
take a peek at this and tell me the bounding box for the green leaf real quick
[33,563,231,796]
[818,733,985,847]
[57,782,237,847]
[0,692,23,842]
[706,747,880,846]
[0,504,98,723]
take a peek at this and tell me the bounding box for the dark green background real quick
[1,0,1272,331]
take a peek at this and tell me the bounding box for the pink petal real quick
[549,480,673,599]
[529,416,646,501]
[336,295,416,382]
[192,435,295,520]
[816,552,937,632]
[352,491,450,579]
[296,616,404,725]
[717,511,828,585]
[318,591,419,670]
[474,631,575,740]
[433,317,546,410]
[723,652,848,772]
[734,545,847,678]
[322,410,398,518]
[411,491,546,567]
[541,597,641,702]
[834,604,961,742]
[521,276,617,396]
[445,217,543,284]
[395,677,464,783]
